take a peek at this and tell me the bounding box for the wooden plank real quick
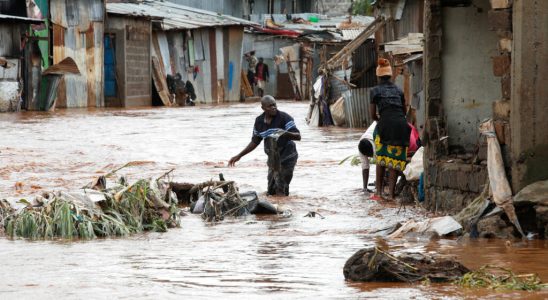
[240,69,253,97]
[151,57,172,106]
[327,18,384,70]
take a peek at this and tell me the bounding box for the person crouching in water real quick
[369,59,410,201]
[228,95,301,196]
[358,120,377,195]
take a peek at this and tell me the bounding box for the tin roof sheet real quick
[0,13,43,23]
[106,1,257,30]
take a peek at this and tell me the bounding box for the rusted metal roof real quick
[42,57,81,75]
[106,1,257,30]
[0,13,43,23]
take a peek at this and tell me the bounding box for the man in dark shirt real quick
[228,95,301,196]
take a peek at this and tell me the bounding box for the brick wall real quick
[422,0,490,213]
[125,26,151,99]
[489,0,513,180]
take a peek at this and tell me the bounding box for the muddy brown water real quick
[0,102,546,299]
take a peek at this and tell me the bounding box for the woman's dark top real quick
[370,80,410,147]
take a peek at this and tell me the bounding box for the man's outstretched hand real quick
[228,155,241,167]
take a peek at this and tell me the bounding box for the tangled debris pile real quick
[0,176,180,240]
[343,247,469,283]
[180,177,281,222]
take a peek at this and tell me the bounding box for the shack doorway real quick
[104,34,119,105]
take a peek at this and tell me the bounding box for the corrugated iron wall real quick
[409,59,425,133]
[0,23,21,57]
[377,0,424,43]
[226,26,243,101]
[167,0,244,18]
[351,39,377,88]
[0,1,27,16]
[396,0,423,39]
[159,27,243,103]
[343,88,371,128]
[50,0,104,108]
[330,69,350,101]
[195,28,213,102]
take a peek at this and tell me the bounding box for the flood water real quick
[1,101,546,299]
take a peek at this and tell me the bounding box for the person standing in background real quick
[255,57,270,97]
[369,58,410,201]
[244,51,258,95]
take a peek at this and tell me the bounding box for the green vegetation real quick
[339,154,375,166]
[353,0,373,16]
[0,179,180,240]
[456,265,548,291]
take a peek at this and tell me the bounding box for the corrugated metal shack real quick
[243,13,377,117]
[103,7,160,107]
[107,1,256,105]
[50,0,105,108]
[306,16,381,128]
[0,5,44,112]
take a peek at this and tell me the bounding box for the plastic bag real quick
[330,97,345,126]
[403,147,424,181]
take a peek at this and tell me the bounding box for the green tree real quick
[352,0,373,16]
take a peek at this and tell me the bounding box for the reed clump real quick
[456,265,548,291]
[0,178,180,240]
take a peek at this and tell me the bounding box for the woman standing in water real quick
[369,58,410,201]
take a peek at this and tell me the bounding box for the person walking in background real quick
[255,57,270,97]
[244,50,258,95]
[369,58,410,201]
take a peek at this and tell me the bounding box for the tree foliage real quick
[352,0,373,16]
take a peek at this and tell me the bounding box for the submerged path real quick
[0,102,546,299]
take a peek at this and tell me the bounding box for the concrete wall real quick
[105,16,152,107]
[441,0,502,151]
[124,20,152,106]
[511,0,548,191]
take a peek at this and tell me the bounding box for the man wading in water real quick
[228,95,301,196]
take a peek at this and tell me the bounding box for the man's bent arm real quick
[283,131,301,141]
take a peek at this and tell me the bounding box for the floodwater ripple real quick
[0,102,546,299]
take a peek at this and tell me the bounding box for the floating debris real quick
[0,176,180,240]
[304,211,325,219]
[344,246,469,283]
[456,265,548,291]
[186,179,280,222]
